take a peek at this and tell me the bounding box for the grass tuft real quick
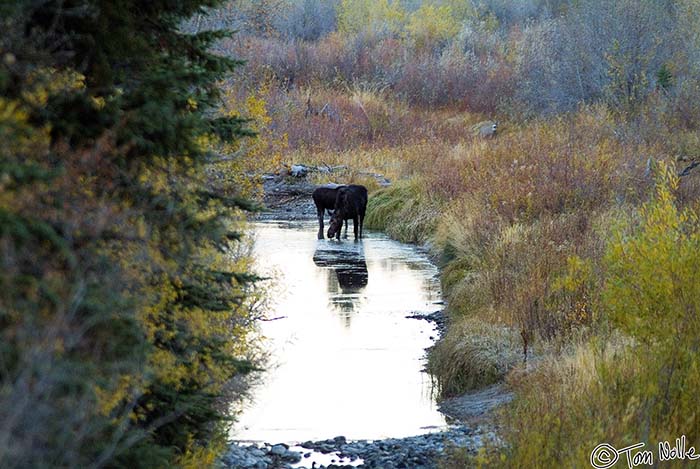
[428,319,521,398]
[364,178,440,244]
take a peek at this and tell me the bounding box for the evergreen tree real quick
[1,1,257,466]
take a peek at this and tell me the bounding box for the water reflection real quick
[313,243,368,317]
[233,221,445,443]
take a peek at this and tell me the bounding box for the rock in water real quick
[270,444,288,456]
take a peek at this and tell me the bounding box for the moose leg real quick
[353,217,359,240]
[359,214,364,239]
[317,207,325,239]
[343,219,349,239]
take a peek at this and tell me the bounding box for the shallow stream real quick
[232,220,447,444]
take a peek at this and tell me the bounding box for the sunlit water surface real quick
[232,220,446,443]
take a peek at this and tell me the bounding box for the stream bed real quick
[225,220,488,469]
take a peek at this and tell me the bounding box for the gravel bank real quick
[223,425,498,469]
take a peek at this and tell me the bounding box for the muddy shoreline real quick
[255,175,320,221]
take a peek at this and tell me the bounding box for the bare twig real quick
[679,161,699,177]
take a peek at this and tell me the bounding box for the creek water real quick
[231,220,447,444]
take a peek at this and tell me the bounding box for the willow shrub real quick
[603,163,700,442]
[491,164,700,467]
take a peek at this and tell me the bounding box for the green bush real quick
[603,163,700,442]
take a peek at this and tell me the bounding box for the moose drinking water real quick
[312,184,348,239]
[327,185,368,241]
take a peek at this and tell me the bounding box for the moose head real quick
[327,210,344,240]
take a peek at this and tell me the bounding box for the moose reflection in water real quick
[313,243,368,314]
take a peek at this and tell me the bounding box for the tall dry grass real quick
[329,101,700,415]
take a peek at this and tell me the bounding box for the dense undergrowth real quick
[0,2,270,467]
[354,114,700,469]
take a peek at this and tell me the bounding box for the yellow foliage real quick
[21,68,85,108]
[406,3,460,50]
[551,255,596,328]
[177,436,225,469]
[149,349,188,389]
[337,0,407,35]
[0,98,50,163]
[214,82,285,198]
[482,163,700,467]
[94,375,138,417]
[439,0,477,22]
[604,162,700,346]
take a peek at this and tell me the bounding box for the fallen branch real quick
[679,161,699,177]
[260,316,287,322]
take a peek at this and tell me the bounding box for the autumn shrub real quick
[249,84,473,155]
[493,339,620,468]
[356,107,651,355]
[459,108,645,223]
[212,80,286,197]
[356,101,700,462]
[414,107,662,400]
[489,165,700,468]
[434,208,604,397]
[405,3,460,52]
[337,0,406,36]
[210,0,700,121]
[274,0,339,41]
[602,165,700,433]
[226,31,512,114]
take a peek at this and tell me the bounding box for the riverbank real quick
[255,174,319,221]
[226,173,510,469]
